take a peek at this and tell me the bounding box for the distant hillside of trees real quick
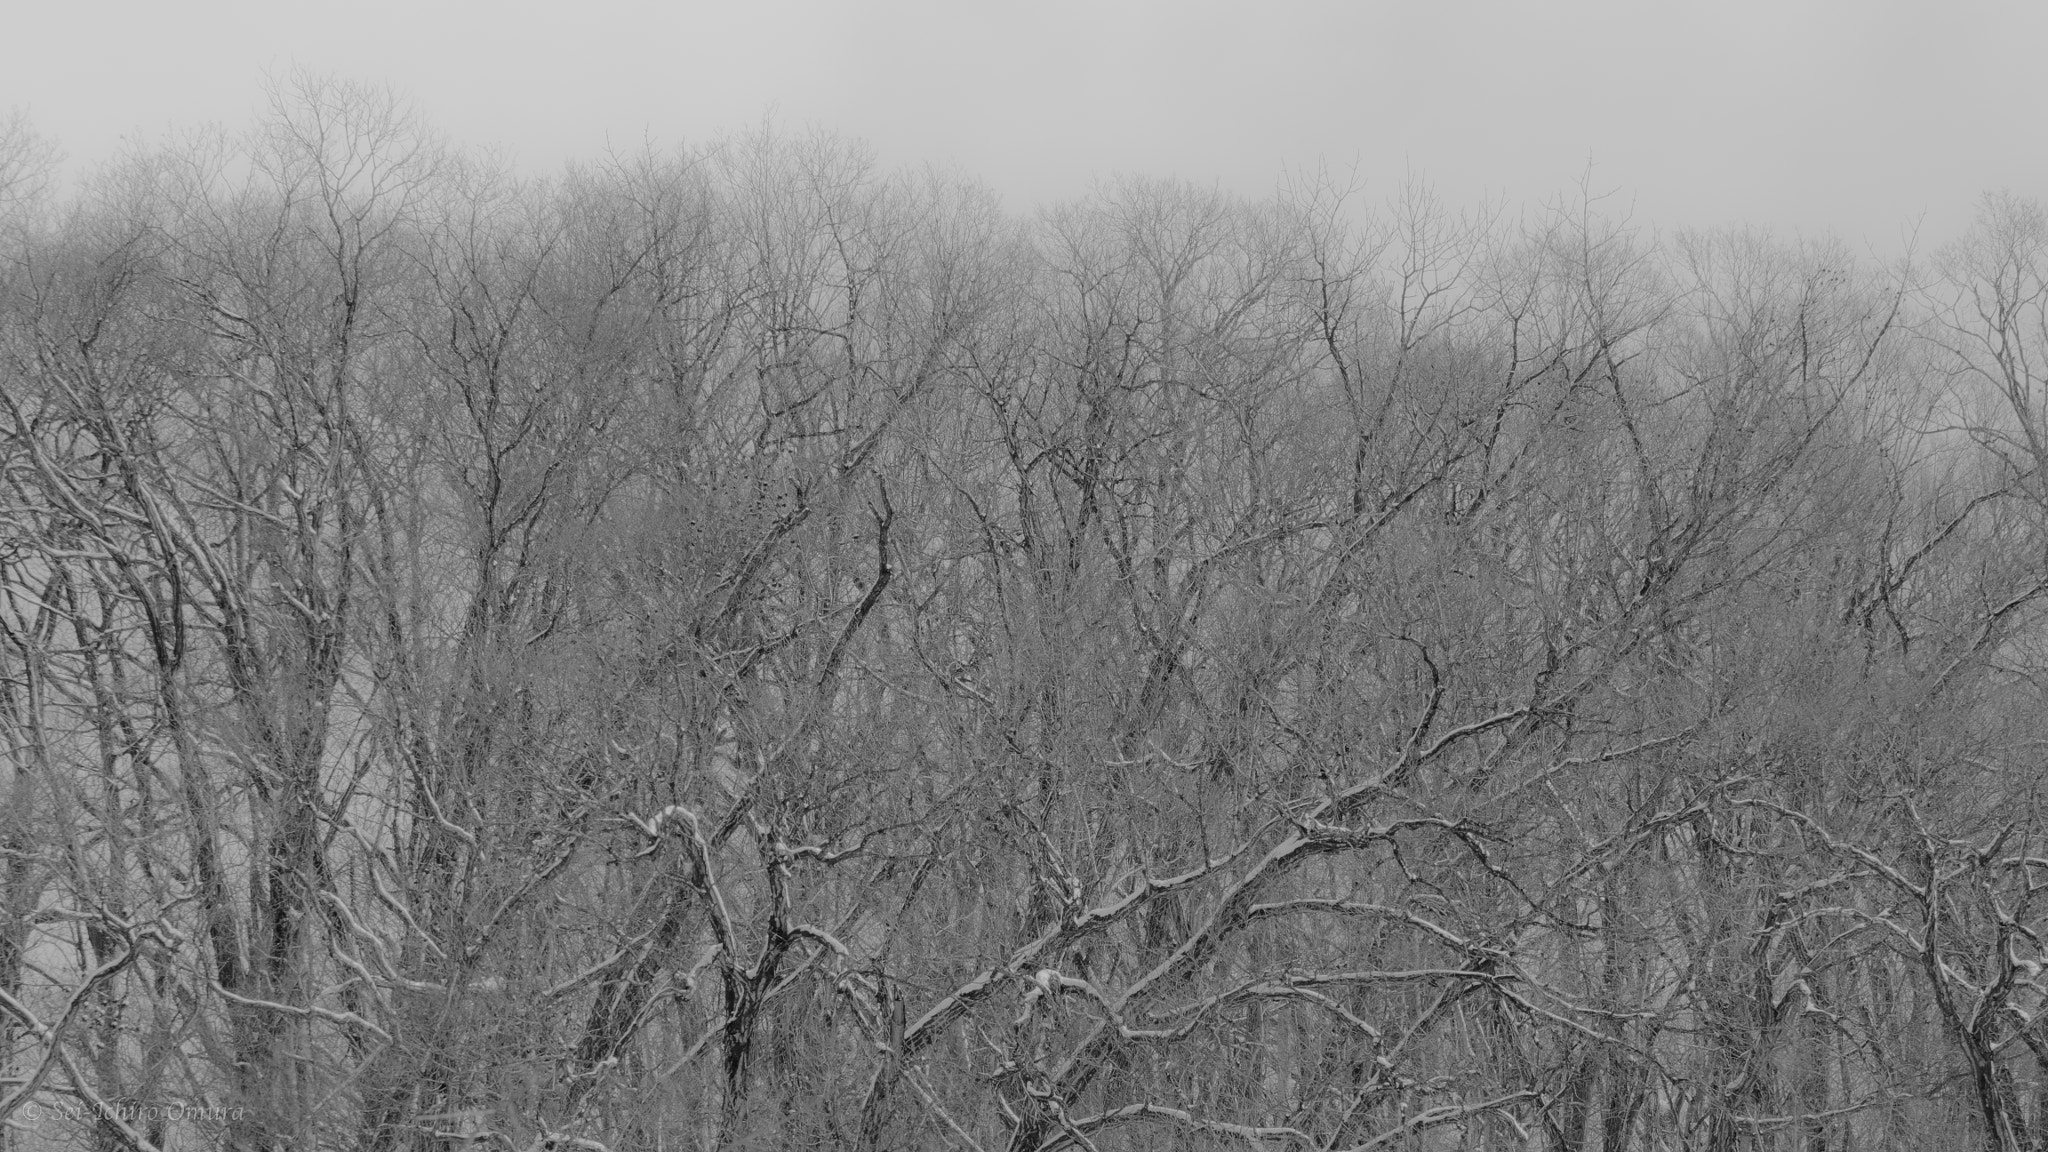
[8,76,2048,1152]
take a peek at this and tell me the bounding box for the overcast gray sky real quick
[4,0,2043,252]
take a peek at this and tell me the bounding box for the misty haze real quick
[4,36,2048,1152]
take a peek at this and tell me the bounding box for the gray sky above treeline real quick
[6,0,2042,253]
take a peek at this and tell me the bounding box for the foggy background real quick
[5,0,2042,248]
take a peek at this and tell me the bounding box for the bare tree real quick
[9,93,2048,1152]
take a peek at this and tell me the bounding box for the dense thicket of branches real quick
[7,80,2048,1152]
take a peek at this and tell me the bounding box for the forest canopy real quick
[7,78,2048,1152]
